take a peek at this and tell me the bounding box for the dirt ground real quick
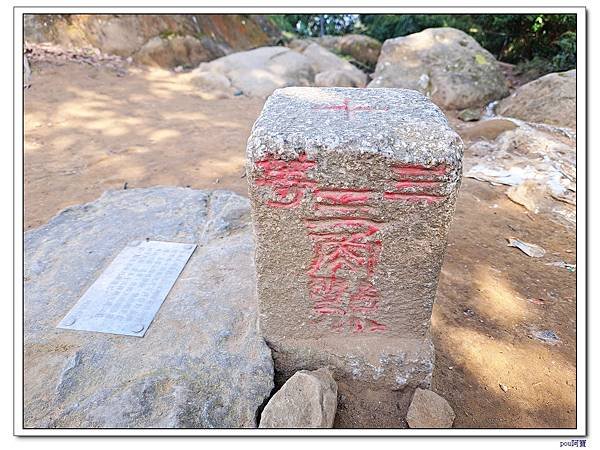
[24,60,577,428]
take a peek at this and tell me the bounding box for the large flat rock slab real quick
[24,187,274,428]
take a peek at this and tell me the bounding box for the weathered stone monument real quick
[246,87,463,427]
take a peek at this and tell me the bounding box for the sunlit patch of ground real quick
[24,63,265,230]
[432,179,576,428]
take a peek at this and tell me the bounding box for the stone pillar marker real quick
[246,87,463,427]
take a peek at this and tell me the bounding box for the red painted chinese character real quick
[384,163,448,204]
[254,153,316,208]
[311,188,378,220]
[348,280,379,313]
[314,188,374,206]
[313,98,389,119]
[349,317,387,333]
[306,220,381,279]
[309,277,348,315]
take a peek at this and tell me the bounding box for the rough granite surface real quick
[247,87,463,165]
[246,87,464,427]
[406,388,456,428]
[368,27,509,109]
[259,368,337,428]
[496,69,576,129]
[24,187,274,428]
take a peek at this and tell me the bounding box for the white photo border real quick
[13,2,587,438]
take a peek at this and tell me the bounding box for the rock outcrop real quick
[191,46,314,97]
[190,71,234,99]
[339,34,382,67]
[496,70,576,129]
[134,35,222,68]
[369,27,509,109]
[302,43,367,87]
[464,124,576,227]
[314,69,365,88]
[24,14,280,68]
[24,55,31,87]
[288,36,343,54]
[24,188,274,428]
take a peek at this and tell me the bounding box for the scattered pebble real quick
[499,383,509,392]
[546,261,576,272]
[457,108,481,122]
[507,237,546,258]
[527,298,546,305]
[532,329,560,344]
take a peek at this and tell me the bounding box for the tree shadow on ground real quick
[431,179,576,428]
[24,60,266,230]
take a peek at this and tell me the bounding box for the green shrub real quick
[552,31,577,71]
[514,30,577,81]
[159,29,179,40]
[359,14,576,69]
[273,14,576,73]
[267,15,296,34]
[514,57,557,82]
[272,14,358,37]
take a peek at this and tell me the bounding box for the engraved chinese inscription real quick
[57,240,196,337]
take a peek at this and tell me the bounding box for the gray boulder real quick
[339,34,382,67]
[288,36,343,54]
[24,187,274,428]
[259,368,337,428]
[406,388,455,428]
[301,43,367,87]
[496,69,576,129]
[369,27,509,109]
[287,38,312,53]
[289,35,380,68]
[192,46,315,97]
[314,36,343,53]
[134,35,223,69]
[190,71,234,99]
[314,69,366,88]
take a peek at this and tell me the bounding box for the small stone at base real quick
[406,388,455,428]
[259,368,337,428]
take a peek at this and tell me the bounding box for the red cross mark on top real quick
[313,98,389,118]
